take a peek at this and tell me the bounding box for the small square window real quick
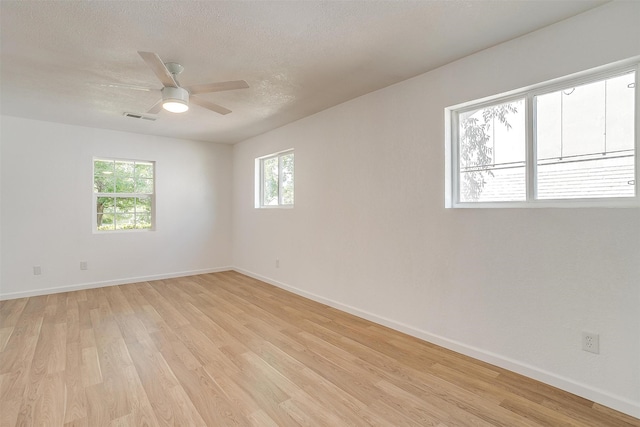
[256,150,294,208]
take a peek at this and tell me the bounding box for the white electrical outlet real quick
[33,266,41,275]
[276,259,280,268]
[80,261,88,271]
[582,332,600,354]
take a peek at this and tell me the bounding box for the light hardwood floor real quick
[0,271,638,426]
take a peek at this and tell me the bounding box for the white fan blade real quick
[138,51,178,88]
[147,99,163,114]
[191,96,232,115]
[186,80,249,95]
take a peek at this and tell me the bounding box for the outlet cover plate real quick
[582,332,600,354]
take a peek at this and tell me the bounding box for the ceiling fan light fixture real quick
[161,86,189,113]
[163,100,189,113]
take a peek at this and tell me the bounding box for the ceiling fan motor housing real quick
[162,86,189,103]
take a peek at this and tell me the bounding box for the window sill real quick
[449,198,640,209]
[256,205,294,209]
[93,228,155,234]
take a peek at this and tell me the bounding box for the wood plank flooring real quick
[1,271,638,426]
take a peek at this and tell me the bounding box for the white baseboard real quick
[232,267,640,419]
[0,266,233,300]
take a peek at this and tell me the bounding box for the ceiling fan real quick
[116,51,249,115]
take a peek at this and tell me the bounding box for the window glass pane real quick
[536,72,635,199]
[94,160,115,193]
[116,176,135,193]
[97,196,114,212]
[135,163,153,193]
[135,162,153,179]
[281,153,294,205]
[94,176,114,193]
[262,157,279,206]
[96,197,114,228]
[95,160,113,172]
[136,213,152,229]
[135,196,152,213]
[458,99,526,202]
[99,213,115,231]
[115,161,135,193]
[115,161,134,176]
[115,213,134,230]
[115,197,135,213]
[136,178,153,193]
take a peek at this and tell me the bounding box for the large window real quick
[256,150,294,207]
[447,61,638,207]
[93,158,154,231]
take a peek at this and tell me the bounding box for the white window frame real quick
[93,157,156,232]
[255,149,294,208]
[445,58,640,208]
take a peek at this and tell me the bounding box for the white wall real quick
[232,1,640,417]
[1,116,233,298]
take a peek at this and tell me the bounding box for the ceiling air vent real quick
[123,112,156,121]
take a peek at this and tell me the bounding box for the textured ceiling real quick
[1,1,607,144]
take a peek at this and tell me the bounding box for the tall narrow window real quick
[93,158,154,231]
[257,150,294,207]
